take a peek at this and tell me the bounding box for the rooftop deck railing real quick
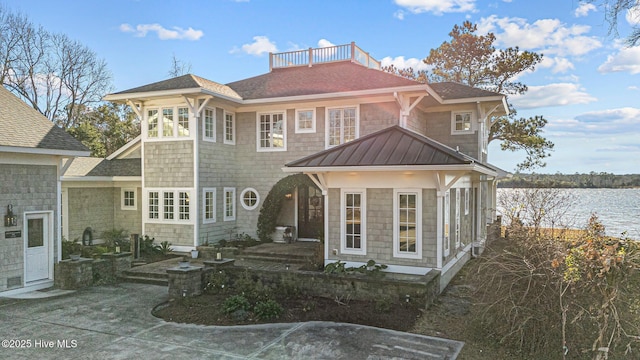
[269,42,381,71]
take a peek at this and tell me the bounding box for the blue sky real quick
[3,0,639,174]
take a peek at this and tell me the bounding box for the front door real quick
[25,212,51,283]
[297,185,324,239]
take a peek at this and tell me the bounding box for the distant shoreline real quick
[498,173,640,189]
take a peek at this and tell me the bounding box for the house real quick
[69,43,507,290]
[0,85,90,295]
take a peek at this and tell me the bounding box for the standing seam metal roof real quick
[285,125,488,168]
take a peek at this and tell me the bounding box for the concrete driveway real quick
[0,283,463,359]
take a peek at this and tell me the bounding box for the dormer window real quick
[451,111,474,134]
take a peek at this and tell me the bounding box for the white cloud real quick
[629,85,639,90]
[380,56,431,72]
[575,2,596,17]
[598,45,640,74]
[627,4,640,25]
[232,36,278,56]
[510,83,597,109]
[394,0,476,16]
[119,23,203,41]
[478,16,602,57]
[539,56,575,73]
[317,39,335,48]
[394,10,406,20]
[552,107,640,135]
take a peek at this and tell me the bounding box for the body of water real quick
[497,188,640,240]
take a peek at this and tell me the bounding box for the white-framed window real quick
[295,109,315,133]
[146,189,192,222]
[257,112,286,151]
[203,108,216,142]
[178,107,189,137]
[341,189,366,255]
[464,188,470,215]
[121,188,137,210]
[224,187,236,221]
[203,188,216,224]
[148,191,159,219]
[179,191,190,220]
[163,191,174,220]
[145,105,193,140]
[443,190,450,257]
[162,108,174,137]
[455,188,461,248]
[240,188,259,210]
[224,110,235,145]
[326,106,359,148]
[451,111,474,134]
[147,109,159,138]
[393,189,422,259]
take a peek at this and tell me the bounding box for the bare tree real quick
[588,0,640,45]
[0,6,112,129]
[168,54,192,78]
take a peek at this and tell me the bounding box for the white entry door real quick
[25,212,51,283]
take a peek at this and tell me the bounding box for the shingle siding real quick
[67,187,115,241]
[0,164,58,292]
[426,111,478,159]
[144,141,194,188]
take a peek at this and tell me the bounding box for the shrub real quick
[254,300,283,320]
[223,295,251,314]
[101,228,128,250]
[159,241,173,255]
[61,237,82,259]
[469,213,640,359]
[204,270,230,294]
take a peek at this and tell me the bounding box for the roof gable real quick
[286,125,482,168]
[0,86,89,154]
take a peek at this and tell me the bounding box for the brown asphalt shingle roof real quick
[429,82,502,100]
[109,63,505,104]
[227,62,421,100]
[65,158,141,177]
[112,74,242,100]
[286,125,488,168]
[0,86,89,153]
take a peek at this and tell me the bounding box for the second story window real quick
[452,111,474,134]
[224,111,235,145]
[148,110,159,138]
[204,108,215,141]
[295,109,315,133]
[178,107,189,137]
[145,106,193,140]
[327,106,358,148]
[162,108,174,137]
[257,112,286,151]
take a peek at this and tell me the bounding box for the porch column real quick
[436,191,443,270]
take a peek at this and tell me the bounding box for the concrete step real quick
[237,253,309,264]
[122,269,168,280]
[119,275,168,286]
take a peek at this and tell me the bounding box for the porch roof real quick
[64,157,141,177]
[284,126,499,175]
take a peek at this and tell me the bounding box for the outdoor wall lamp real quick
[284,193,293,200]
[4,204,17,227]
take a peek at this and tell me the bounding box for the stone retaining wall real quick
[54,252,132,290]
[198,263,440,307]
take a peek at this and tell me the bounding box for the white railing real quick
[270,42,381,71]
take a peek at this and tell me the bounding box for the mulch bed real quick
[153,291,423,331]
